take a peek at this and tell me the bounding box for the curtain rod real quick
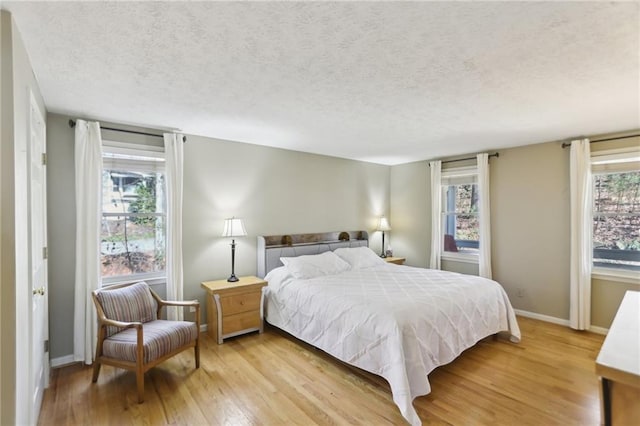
[561,133,639,148]
[68,119,186,143]
[429,152,499,166]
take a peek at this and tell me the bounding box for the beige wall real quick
[0,10,47,425]
[591,278,639,327]
[182,134,390,301]
[491,142,571,318]
[389,160,430,267]
[390,136,639,329]
[46,114,390,359]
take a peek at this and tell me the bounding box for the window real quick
[100,142,166,284]
[592,151,640,272]
[441,166,479,259]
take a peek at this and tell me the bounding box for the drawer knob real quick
[240,301,245,305]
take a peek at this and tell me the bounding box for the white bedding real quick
[264,263,521,426]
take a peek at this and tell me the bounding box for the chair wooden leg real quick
[136,325,145,403]
[195,339,200,369]
[136,368,145,404]
[93,326,105,383]
[92,361,102,383]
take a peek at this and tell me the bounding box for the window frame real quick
[100,140,167,287]
[590,147,640,282]
[440,165,480,263]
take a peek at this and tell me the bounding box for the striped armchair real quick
[91,281,200,403]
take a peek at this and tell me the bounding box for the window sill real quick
[441,253,479,265]
[101,275,166,288]
[592,268,640,286]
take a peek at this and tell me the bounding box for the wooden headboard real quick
[257,230,369,278]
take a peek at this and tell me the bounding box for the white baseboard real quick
[514,309,570,326]
[514,309,609,335]
[50,355,76,368]
[588,325,609,335]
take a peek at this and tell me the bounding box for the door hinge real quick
[44,340,49,353]
[43,247,48,260]
[41,153,47,166]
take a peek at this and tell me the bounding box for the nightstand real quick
[200,275,268,344]
[384,256,406,265]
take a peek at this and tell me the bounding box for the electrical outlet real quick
[516,288,526,298]
[189,306,196,313]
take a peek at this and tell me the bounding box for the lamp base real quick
[380,232,387,258]
[227,274,239,283]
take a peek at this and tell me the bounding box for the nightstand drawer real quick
[222,310,261,335]
[221,291,261,315]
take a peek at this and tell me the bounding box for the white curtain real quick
[164,133,184,321]
[477,153,492,279]
[73,120,103,364]
[569,139,592,330]
[429,161,442,269]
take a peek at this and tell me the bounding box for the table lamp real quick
[377,216,391,258]
[222,217,247,282]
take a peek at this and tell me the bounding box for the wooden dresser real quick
[200,276,268,344]
[595,290,640,426]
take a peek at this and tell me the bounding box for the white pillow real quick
[334,246,386,269]
[280,251,351,279]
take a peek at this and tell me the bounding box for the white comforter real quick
[264,264,521,426]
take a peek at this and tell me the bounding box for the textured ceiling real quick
[3,1,639,165]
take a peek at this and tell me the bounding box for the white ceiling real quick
[3,1,639,165]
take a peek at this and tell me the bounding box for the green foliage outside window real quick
[128,176,157,224]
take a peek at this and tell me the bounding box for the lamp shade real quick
[376,217,391,232]
[222,217,247,238]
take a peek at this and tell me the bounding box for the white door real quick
[29,92,48,421]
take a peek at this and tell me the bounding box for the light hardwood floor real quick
[39,316,605,425]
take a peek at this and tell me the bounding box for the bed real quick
[257,231,521,426]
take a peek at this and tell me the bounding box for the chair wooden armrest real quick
[99,318,143,330]
[155,300,200,318]
[159,299,199,307]
[149,289,200,318]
